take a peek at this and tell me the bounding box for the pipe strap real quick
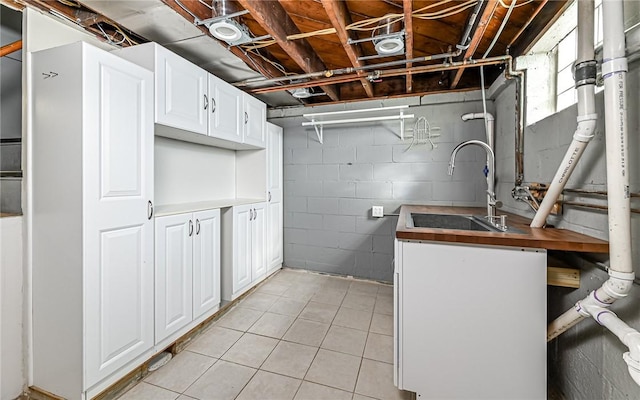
[577,113,598,123]
[609,270,636,281]
[574,60,597,88]
[602,57,628,77]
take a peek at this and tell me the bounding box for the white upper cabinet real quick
[242,93,267,148]
[208,74,242,142]
[115,42,266,150]
[31,42,154,399]
[116,42,208,135]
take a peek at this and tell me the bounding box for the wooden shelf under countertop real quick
[396,205,609,253]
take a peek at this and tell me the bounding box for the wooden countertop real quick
[396,205,609,253]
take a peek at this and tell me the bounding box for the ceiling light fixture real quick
[289,87,327,99]
[209,19,245,43]
[374,36,404,55]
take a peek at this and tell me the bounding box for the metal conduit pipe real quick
[251,55,513,94]
[530,0,598,228]
[234,49,463,88]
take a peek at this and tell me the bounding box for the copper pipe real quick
[251,55,512,94]
[564,188,640,198]
[507,0,548,48]
[1,39,22,58]
[562,201,640,214]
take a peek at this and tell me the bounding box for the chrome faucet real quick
[448,139,506,230]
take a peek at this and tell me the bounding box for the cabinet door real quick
[251,203,268,281]
[233,205,253,293]
[83,47,154,387]
[155,214,194,344]
[266,124,283,270]
[156,46,208,135]
[193,209,221,319]
[208,74,242,143]
[242,94,266,148]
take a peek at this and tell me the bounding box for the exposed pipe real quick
[564,188,640,198]
[562,201,640,214]
[235,48,464,88]
[250,55,513,94]
[0,39,22,58]
[547,1,639,386]
[461,112,495,151]
[530,0,598,228]
[505,61,526,186]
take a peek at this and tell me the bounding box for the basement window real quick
[523,0,604,125]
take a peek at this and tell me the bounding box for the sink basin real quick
[408,213,493,231]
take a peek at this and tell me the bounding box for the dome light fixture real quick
[291,88,312,99]
[209,19,244,42]
[374,35,404,55]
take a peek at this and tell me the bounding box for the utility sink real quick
[406,213,524,234]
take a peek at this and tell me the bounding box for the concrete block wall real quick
[273,97,495,282]
[494,62,640,398]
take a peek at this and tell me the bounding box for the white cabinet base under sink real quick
[394,240,547,400]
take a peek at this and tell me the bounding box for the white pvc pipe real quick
[530,0,597,228]
[547,6,639,388]
[461,112,495,151]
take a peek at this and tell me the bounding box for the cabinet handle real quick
[244,112,248,124]
[148,200,153,220]
[211,98,216,113]
[268,192,272,202]
[204,94,209,110]
[196,219,200,235]
[189,220,193,236]
[253,208,257,220]
[249,209,253,221]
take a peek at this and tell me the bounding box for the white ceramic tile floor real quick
[117,269,411,400]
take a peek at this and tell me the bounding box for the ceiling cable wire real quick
[238,0,481,50]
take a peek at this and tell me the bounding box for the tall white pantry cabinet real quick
[31,42,155,399]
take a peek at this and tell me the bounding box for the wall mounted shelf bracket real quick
[301,105,415,144]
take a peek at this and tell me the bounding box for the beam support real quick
[237,0,340,101]
[321,0,374,98]
[450,0,498,89]
[403,0,414,93]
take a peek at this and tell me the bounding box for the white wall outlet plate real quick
[372,206,384,218]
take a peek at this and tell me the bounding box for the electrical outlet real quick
[372,206,384,218]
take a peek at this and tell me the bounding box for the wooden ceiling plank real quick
[320,0,374,98]
[450,0,499,89]
[236,0,340,101]
[403,0,413,93]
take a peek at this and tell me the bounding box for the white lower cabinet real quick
[221,203,267,301]
[394,240,547,399]
[155,209,220,345]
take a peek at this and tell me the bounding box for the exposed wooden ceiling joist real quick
[320,0,374,98]
[450,0,499,89]
[403,0,413,93]
[160,0,286,81]
[236,0,340,102]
